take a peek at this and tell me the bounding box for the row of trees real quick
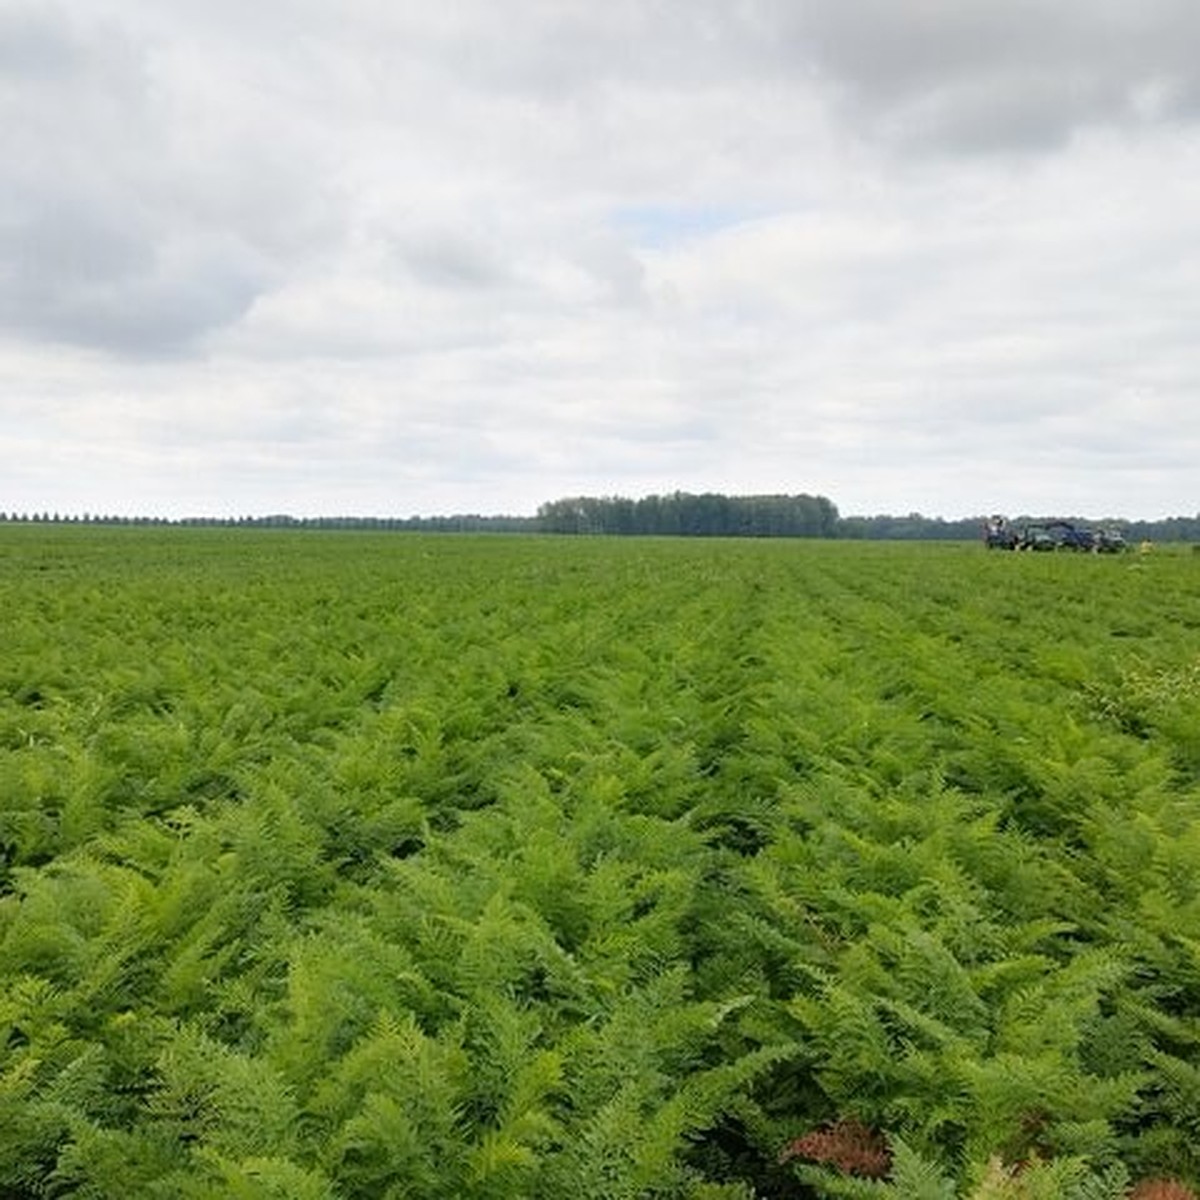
[0,512,177,525]
[0,512,535,532]
[535,491,842,537]
[3,501,1199,540]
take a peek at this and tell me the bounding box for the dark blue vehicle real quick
[1044,521,1095,551]
[986,516,1129,552]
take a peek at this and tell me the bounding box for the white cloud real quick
[1,1,1199,518]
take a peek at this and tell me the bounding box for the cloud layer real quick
[2,0,1198,518]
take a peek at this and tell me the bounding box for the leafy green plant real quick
[3,529,1200,1194]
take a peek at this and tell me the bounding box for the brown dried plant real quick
[778,1118,892,1179]
[1128,1181,1199,1200]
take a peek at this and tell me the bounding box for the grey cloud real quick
[879,73,1122,154]
[0,4,89,77]
[7,200,151,289]
[0,1,150,94]
[768,0,1200,152]
[0,186,268,354]
[6,251,262,356]
[0,5,324,355]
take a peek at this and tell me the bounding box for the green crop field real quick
[3,527,1200,1198]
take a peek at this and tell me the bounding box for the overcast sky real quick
[2,1,1198,519]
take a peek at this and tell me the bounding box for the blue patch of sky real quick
[610,203,757,249]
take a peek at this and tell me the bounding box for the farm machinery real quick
[984,515,1127,553]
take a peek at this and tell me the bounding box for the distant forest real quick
[2,494,1199,540]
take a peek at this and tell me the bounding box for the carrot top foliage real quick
[1,527,1199,1198]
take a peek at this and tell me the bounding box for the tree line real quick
[535,492,840,537]
[2,500,1199,540]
